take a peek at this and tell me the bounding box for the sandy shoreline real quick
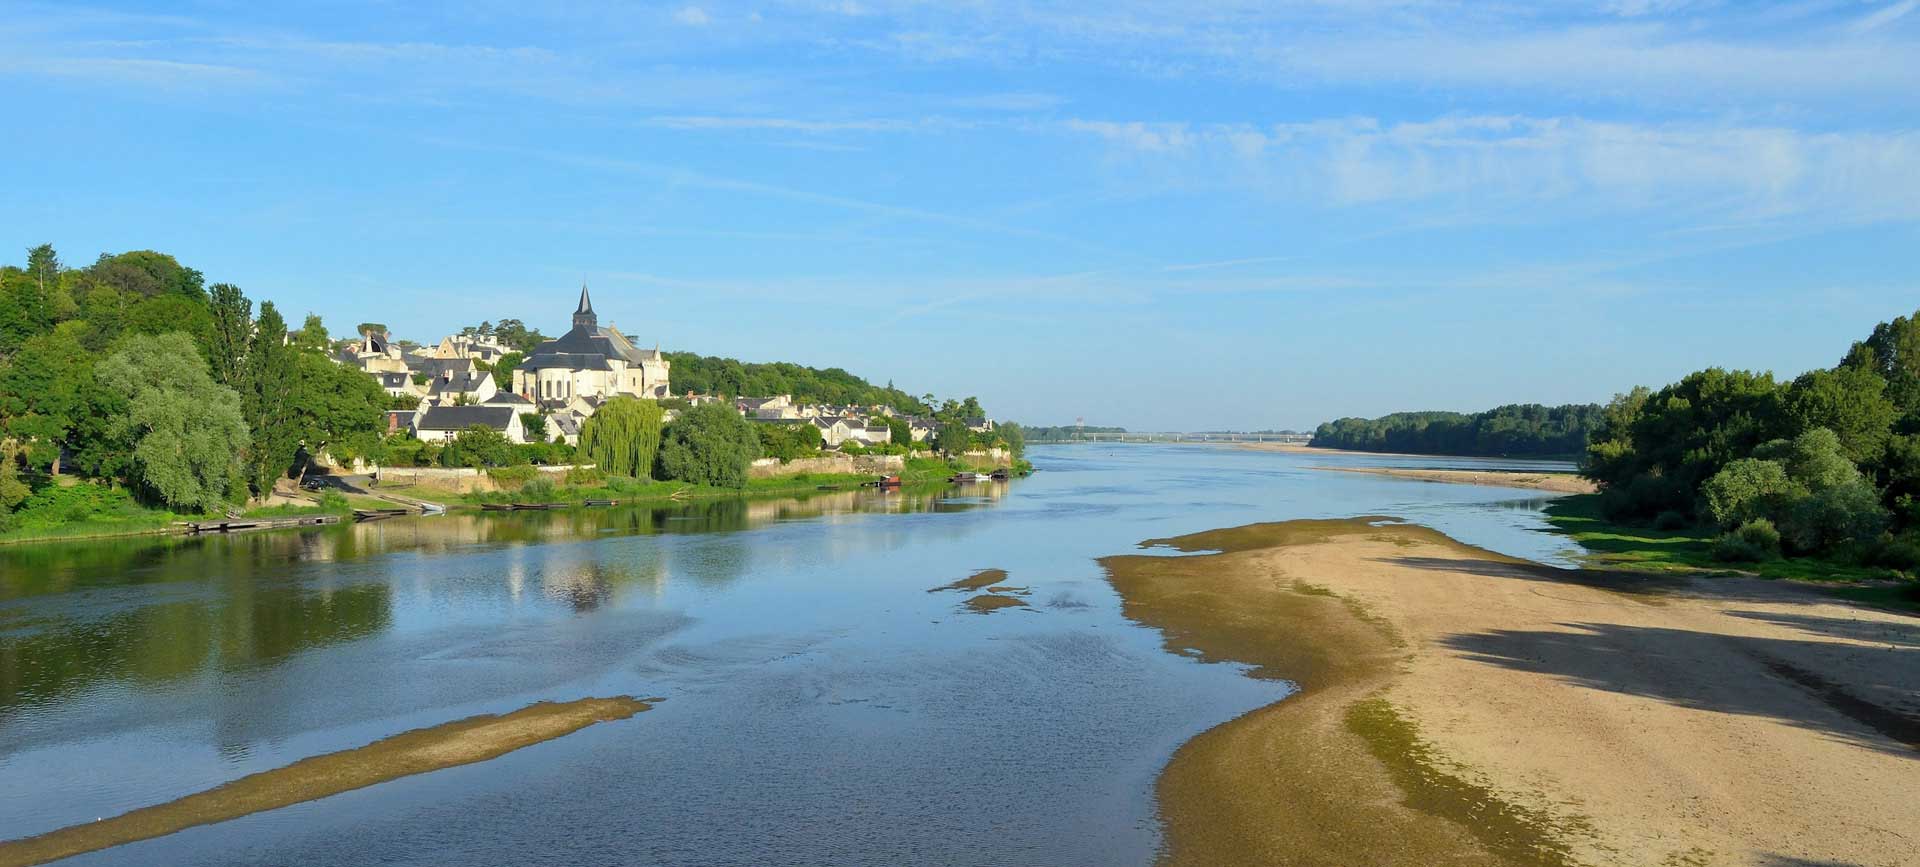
[0,697,652,867]
[1103,520,1918,867]
[1313,465,1598,494]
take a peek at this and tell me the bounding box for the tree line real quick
[1310,404,1604,457]
[1584,309,1920,566]
[1,246,387,527]
[663,352,933,413]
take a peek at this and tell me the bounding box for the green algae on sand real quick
[0,696,653,867]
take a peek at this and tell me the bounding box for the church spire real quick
[572,283,597,330]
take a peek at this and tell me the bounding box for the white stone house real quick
[414,405,528,444]
[511,286,672,403]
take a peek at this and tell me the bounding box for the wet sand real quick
[0,697,651,867]
[1103,520,1918,867]
[1312,465,1598,494]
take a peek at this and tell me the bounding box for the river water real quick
[0,445,1584,866]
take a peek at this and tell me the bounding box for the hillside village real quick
[339,285,992,452]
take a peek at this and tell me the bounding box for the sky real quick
[2,1,1917,431]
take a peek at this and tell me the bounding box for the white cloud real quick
[674,6,713,26]
[1063,114,1920,221]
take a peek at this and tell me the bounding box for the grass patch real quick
[1546,494,1910,586]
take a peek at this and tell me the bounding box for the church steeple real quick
[573,283,597,330]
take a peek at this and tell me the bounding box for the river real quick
[0,445,1584,866]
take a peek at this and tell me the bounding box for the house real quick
[408,356,475,383]
[382,410,415,436]
[413,405,527,444]
[511,285,672,402]
[851,421,893,446]
[342,330,410,374]
[810,416,862,447]
[548,412,583,447]
[368,370,420,399]
[424,370,499,406]
[905,417,939,442]
[432,333,510,364]
[965,417,996,434]
[736,395,799,420]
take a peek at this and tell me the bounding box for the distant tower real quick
[1076,416,1085,441]
[573,284,597,331]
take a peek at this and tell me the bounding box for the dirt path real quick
[1103,520,1918,867]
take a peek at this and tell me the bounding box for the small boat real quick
[860,475,903,488]
[419,502,446,515]
[948,472,994,483]
[990,468,1011,480]
[480,503,515,512]
[582,499,619,507]
[352,508,410,522]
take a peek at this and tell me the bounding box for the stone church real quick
[512,286,672,404]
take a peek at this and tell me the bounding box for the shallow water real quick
[0,445,1584,866]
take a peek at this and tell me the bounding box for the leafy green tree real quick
[885,415,910,447]
[0,324,94,472]
[1583,369,1788,517]
[1702,459,1799,529]
[494,351,525,381]
[1784,366,1895,464]
[206,283,252,388]
[579,397,666,478]
[242,302,299,498]
[1753,428,1862,494]
[1782,482,1887,555]
[997,421,1026,458]
[440,425,517,468]
[125,294,215,351]
[356,322,388,337]
[1842,310,1920,413]
[656,403,760,487]
[291,313,330,352]
[756,421,823,462]
[86,250,205,299]
[288,351,386,461]
[96,333,249,512]
[0,444,30,531]
[937,422,971,455]
[521,413,548,441]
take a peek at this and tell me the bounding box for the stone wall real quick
[375,464,588,494]
[747,454,905,480]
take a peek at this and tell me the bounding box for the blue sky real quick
[2,1,1917,430]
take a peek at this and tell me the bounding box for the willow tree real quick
[579,397,665,478]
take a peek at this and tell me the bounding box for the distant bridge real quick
[1044,432,1313,444]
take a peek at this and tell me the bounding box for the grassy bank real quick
[376,457,968,511]
[1545,493,1918,609]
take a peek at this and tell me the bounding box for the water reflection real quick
[0,485,995,719]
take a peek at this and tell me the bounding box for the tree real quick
[1842,310,1920,413]
[0,325,94,472]
[579,397,666,477]
[1582,369,1788,517]
[885,416,910,448]
[937,422,971,455]
[440,426,516,468]
[1784,365,1896,465]
[291,313,330,353]
[96,333,249,512]
[206,283,252,388]
[26,244,60,295]
[521,413,548,441]
[242,302,299,499]
[494,351,525,380]
[656,403,760,488]
[756,421,823,462]
[87,250,205,299]
[997,421,1026,458]
[1702,459,1799,529]
[288,351,386,462]
[0,444,30,531]
[356,322,389,337]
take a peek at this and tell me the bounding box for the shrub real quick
[1700,458,1798,528]
[1870,534,1920,572]
[566,466,606,486]
[1711,534,1768,563]
[1735,518,1781,553]
[486,465,539,488]
[519,478,557,501]
[1780,480,1890,555]
[1652,510,1690,531]
[316,490,351,513]
[441,425,518,468]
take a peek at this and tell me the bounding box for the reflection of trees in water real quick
[0,480,1019,713]
[0,567,390,716]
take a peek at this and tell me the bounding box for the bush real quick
[1652,510,1690,531]
[1711,534,1769,563]
[1780,480,1889,555]
[316,490,351,513]
[566,466,606,486]
[486,465,539,488]
[1870,534,1920,572]
[519,478,557,501]
[1701,458,1798,528]
[1733,518,1781,558]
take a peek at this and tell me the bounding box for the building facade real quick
[511,286,671,404]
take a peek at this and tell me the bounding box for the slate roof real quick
[484,392,533,406]
[410,357,473,379]
[517,286,662,372]
[373,371,412,388]
[416,405,516,432]
[427,371,493,396]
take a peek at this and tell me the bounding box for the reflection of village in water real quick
[0,482,1012,727]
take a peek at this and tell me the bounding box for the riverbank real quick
[1312,465,1597,494]
[1103,519,1919,867]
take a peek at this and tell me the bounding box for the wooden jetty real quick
[180,514,340,535]
[352,508,411,522]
